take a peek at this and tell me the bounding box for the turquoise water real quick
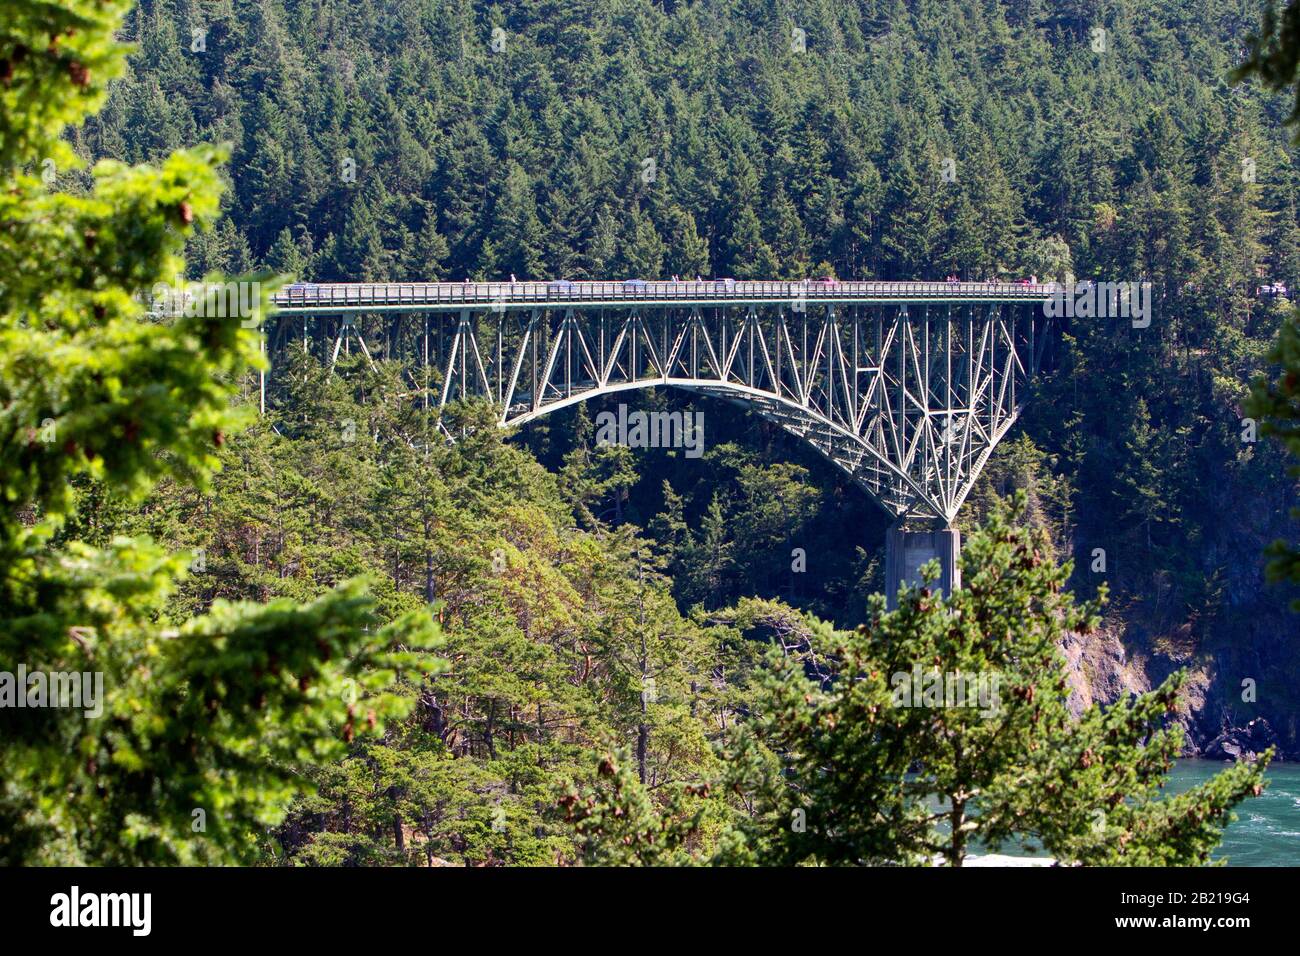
[1168,759,1300,867]
[961,759,1300,865]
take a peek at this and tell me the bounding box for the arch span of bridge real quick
[267,280,1059,605]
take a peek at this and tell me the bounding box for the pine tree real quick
[488,161,545,279]
[1239,1,1300,603]
[717,496,1269,866]
[662,205,711,279]
[0,0,441,865]
[265,226,307,278]
[618,205,666,279]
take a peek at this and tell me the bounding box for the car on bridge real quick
[278,282,321,302]
[623,279,648,291]
[547,279,576,295]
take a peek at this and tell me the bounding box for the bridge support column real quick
[885,524,961,610]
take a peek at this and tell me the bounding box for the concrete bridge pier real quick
[885,523,961,610]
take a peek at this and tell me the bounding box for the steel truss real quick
[267,299,1053,524]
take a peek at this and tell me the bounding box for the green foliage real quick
[0,0,441,865]
[85,0,1300,656]
[1237,0,1300,130]
[4,0,1293,868]
[1248,315,1300,605]
[716,496,1269,866]
[554,499,1269,867]
[1239,3,1300,608]
[559,750,712,867]
[130,351,735,866]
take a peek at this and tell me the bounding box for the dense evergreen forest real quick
[5,0,1299,866]
[83,2,1300,731]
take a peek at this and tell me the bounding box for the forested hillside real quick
[112,369,737,863]
[50,0,1300,861]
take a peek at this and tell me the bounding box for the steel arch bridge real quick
[268,279,1057,531]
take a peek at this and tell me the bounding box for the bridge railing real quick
[270,280,1064,309]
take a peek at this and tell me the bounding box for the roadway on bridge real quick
[269,279,1061,314]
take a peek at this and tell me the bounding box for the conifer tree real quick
[1240,0,1300,601]
[0,0,441,865]
[572,498,1269,866]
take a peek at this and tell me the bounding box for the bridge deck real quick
[270,280,1060,313]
